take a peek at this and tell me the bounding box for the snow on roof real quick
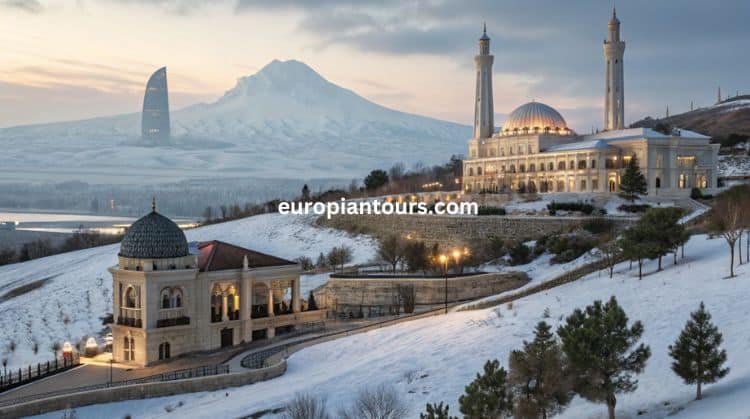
[545,139,614,152]
[582,127,710,141]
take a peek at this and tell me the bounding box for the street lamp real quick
[452,249,461,274]
[439,254,448,315]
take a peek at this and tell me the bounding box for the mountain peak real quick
[222,59,331,101]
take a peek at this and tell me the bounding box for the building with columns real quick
[463,9,719,196]
[110,203,324,366]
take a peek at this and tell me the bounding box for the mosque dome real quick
[501,101,570,135]
[119,206,189,259]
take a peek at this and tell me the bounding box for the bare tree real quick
[711,187,747,277]
[378,235,405,273]
[339,384,408,419]
[599,238,621,279]
[282,393,330,419]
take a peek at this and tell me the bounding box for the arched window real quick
[655,177,661,188]
[510,165,516,173]
[159,342,171,360]
[519,164,526,173]
[124,287,137,308]
[124,336,135,361]
[529,163,536,172]
[211,285,223,323]
[468,167,474,176]
[591,159,596,169]
[569,160,575,169]
[172,288,183,308]
[548,162,554,171]
[578,160,587,169]
[477,167,483,175]
[558,161,565,170]
[160,288,171,309]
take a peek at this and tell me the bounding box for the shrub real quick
[547,234,596,264]
[508,243,532,266]
[581,217,615,234]
[690,187,703,200]
[547,201,596,215]
[617,204,650,213]
[477,206,507,216]
[282,393,330,419]
[339,384,407,419]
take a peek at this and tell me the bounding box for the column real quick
[241,277,253,342]
[267,285,275,317]
[292,278,301,313]
[222,294,228,322]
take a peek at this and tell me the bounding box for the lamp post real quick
[439,254,448,315]
[109,357,113,386]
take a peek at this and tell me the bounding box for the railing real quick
[240,322,326,369]
[0,363,229,408]
[156,316,190,328]
[0,354,80,393]
[116,317,142,328]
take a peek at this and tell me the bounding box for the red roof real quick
[196,240,296,272]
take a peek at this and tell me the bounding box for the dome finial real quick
[483,21,486,36]
[151,196,156,213]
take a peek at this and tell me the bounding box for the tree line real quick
[421,298,729,419]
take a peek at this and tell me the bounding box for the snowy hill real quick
[0,60,470,184]
[631,95,750,140]
[39,234,750,419]
[0,213,377,370]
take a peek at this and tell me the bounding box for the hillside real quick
[631,96,750,140]
[39,234,750,419]
[0,60,470,185]
[0,213,377,370]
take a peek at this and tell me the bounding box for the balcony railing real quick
[156,316,190,328]
[116,317,142,328]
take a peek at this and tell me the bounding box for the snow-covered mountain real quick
[0,60,470,184]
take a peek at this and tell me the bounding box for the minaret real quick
[603,7,625,130]
[473,23,494,139]
[717,86,722,104]
[666,105,669,118]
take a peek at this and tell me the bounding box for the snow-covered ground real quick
[35,234,750,419]
[502,192,670,217]
[0,213,377,369]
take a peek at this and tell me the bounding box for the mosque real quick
[462,10,719,196]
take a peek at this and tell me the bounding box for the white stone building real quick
[110,203,324,366]
[463,9,719,196]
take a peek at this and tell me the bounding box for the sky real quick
[0,0,747,132]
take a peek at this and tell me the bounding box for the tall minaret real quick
[473,23,494,139]
[603,7,625,130]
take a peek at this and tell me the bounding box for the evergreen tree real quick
[619,155,647,201]
[668,302,729,400]
[364,169,389,191]
[638,207,688,271]
[618,224,660,279]
[307,291,318,311]
[459,359,513,419]
[316,252,327,269]
[508,321,573,419]
[557,296,651,419]
[420,402,457,419]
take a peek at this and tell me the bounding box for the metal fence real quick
[0,354,80,393]
[0,363,229,408]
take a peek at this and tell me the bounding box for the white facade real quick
[462,11,719,197]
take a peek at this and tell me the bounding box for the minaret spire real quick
[604,6,625,130]
[717,86,722,104]
[151,196,156,212]
[473,23,494,139]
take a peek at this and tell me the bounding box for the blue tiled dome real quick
[119,210,189,259]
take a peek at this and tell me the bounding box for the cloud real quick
[1,0,43,13]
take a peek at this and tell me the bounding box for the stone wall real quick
[315,272,529,313]
[320,213,627,247]
[0,363,287,418]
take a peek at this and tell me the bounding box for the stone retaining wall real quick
[315,272,529,313]
[0,362,287,418]
[320,213,630,247]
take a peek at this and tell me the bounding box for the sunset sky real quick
[1,0,747,131]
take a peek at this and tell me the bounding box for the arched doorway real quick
[221,328,233,348]
[609,179,617,192]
